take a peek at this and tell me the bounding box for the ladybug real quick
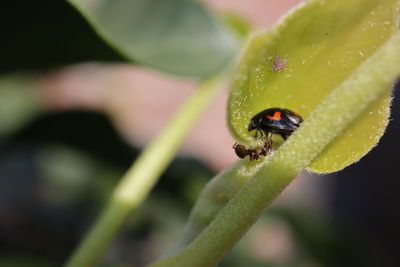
[233,140,271,161]
[248,107,303,140]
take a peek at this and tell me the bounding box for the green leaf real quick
[67,0,237,77]
[154,33,400,266]
[220,12,253,39]
[228,0,399,173]
[0,75,43,137]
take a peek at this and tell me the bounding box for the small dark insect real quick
[233,143,249,159]
[232,108,303,160]
[233,139,271,161]
[272,54,288,72]
[248,107,303,140]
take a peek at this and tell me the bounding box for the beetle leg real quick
[265,132,272,142]
[262,139,272,156]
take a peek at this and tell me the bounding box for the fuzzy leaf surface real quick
[228,0,399,173]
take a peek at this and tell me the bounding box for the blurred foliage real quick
[0,255,51,267]
[221,12,253,39]
[1,0,238,76]
[67,0,237,77]
[0,111,213,266]
[0,1,123,74]
[270,209,379,267]
[0,75,43,137]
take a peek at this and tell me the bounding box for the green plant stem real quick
[64,74,225,267]
[152,32,400,267]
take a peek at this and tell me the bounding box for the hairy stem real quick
[152,32,400,267]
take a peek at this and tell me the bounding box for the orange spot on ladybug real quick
[266,111,282,120]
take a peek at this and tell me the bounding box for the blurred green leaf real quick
[67,0,237,77]
[272,209,379,267]
[0,75,43,137]
[0,255,50,267]
[228,0,398,173]
[38,146,102,205]
[221,12,253,39]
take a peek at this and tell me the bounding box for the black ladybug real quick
[248,107,303,140]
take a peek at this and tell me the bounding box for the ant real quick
[233,139,271,161]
